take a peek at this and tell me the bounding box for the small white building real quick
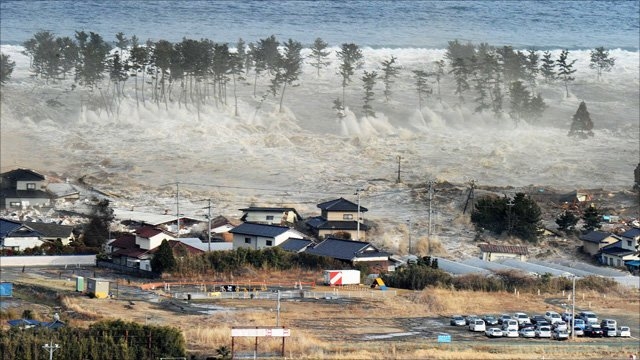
[478,243,528,262]
[230,223,305,250]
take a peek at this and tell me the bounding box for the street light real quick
[43,341,60,360]
[571,275,576,340]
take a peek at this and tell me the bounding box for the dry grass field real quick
[3,268,639,359]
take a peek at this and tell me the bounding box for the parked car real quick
[531,314,546,325]
[600,319,617,329]
[503,328,519,338]
[617,326,631,337]
[518,321,533,330]
[572,326,584,337]
[465,315,479,325]
[602,326,617,337]
[552,328,569,340]
[483,315,499,326]
[502,319,519,332]
[450,315,466,326]
[498,314,512,325]
[561,311,573,322]
[544,311,562,324]
[519,327,536,338]
[584,324,604,337]
[469,319,486,332]
[553,321,568,331]
[573,318,586,330]
[579,311,599,325]
[535,326,552,338]
[513,312,531,325]
[485,327,503,338]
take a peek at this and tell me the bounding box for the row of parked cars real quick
[449,310,631,340]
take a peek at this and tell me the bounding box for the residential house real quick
[109,227,176,270]
[229,223,306,250]
[0,218,44,251]
[177,237,233,252]
[239,207,302,226]
[305,237,390,272]
[112,208,203,235]
[580,230,620,256]
[478,243,529,261]
[0,169,51,209]
[278,238,314,253]
[210,215,241,242]
[23,221,75,246]
[306,197,369,241]
[600,227,640,268]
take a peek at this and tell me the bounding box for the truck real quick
[323,270,360,286]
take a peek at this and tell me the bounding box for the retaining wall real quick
[0,255,96,267]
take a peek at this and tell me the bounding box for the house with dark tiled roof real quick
[22,221,75,246]
[0,169,51,209]
[109,227,177,270]
[478,243,528,262]
[229,223,306,250]
[278,238,314,253]
[305,237,390,271]
[0,218,44,251]
[579,230,620,256]
[599,227,640,268]
[239,207,302,226]
[306,197,369,241]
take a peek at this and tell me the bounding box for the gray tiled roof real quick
[230,223,292,237]
[23,222,74,238]
[305,216,369,231]
[579,230,615,244]
[278,238,313,252]
[306,237,389,261]
[1,168,45,182]
[478,243,528,255]
[317,197,368,212]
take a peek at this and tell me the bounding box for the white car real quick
[519,327,536,338]
[469,319,486,332]
[579,311,598,325]
[554,321,568,331]
[513,312,530,325]
[502,319,519,332]
[535,326,552,338]
[552,329,569,340]
[572,326,584,336]
[544,311,562,324]
[617,326,631,337]
[503,328,519,338]
[485,328,503,337]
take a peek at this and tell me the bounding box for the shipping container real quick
[323,270,360,286]
[86,278,110,299]
[0,282,13,297]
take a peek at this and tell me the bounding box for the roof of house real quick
[317,197,368,213]
[305,237,389,261]
[112,247,150,259]
[135,226,173,239]
[239,207,302,217]
[210,215,241,229]
[149,240,203,255]
[23,222,74,238]
[177,237,233,252]
[229,223,293,238]
[1,168,45,182]
[579,230,616,244]
[478,243,529,255]
[600,244,635,257]
[113,209,205,226]
[621,227,640,239]
[278,238,314,252]
[305,216,369,231]
[1,189,51,199]
[0,218,42,238]
[110,233,136,249]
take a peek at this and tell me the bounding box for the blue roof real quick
[579,230,615,244]
[1,168,45,181]
[621,227,640,239]
[0,218,23,238]
[306,237,388,261]
[278,238,313,252]
[229,223,292,237]
[317,197,368,212]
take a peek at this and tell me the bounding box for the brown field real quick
[2,268,640,359]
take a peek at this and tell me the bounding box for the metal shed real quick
[86,278,110,299]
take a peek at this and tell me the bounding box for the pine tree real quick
[508,80,531,124]
[308,37,331,78]
[433,59,446,100]
[581,205,602,232]
[555,211,578,232]
[380,55,400,102]
[273,39,303,112]
[336,43,363,107]
[525,49,539,91]
[568,101,594,138]
[449,57,470,102]
[151,239,177,274]
[556,49,577,97]
[412,70,431,109]
[361,70,378,117]
[539,50,555,83]
[0,53,15,84]
[589,46,615,81]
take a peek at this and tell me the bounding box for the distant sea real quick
[1,0,639,50]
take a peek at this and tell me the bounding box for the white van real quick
[502,319,519,332]
[579,311,599,325]
[469,319,486,332]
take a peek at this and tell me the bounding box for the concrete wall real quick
[0,255,96,267]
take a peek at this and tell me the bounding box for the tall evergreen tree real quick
[273,38,303,112]
[449,57,470,102]
[525,49,539,91]
[539,50,556,83]
[555,210,578,232]
[75,31,111,89]
[380,55,400,102]
[83,198,114,248]
[235,38,246,78]
[444,39,475,67]
[336,43,363,107]
[589,46,615,81]
[56,36,78,80]
[556,49,577,97]
[0,53,15,84]
[361,70,378,117]
[508,80,531,123]
[412,70,432,109]
[23,30,61,81]
[581,205,602,232]
[432,59,446,100]
[568,101,594,138]
[151,239,177,273]
[308,37,331,78]
[129,35,149,107]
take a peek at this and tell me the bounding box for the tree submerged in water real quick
[568,101,594,138]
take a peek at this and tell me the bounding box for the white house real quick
[600,227,640,268]
[478,243,529,262]
[134,227,175,250]
[0,219,44,251]
[229,223,305,250]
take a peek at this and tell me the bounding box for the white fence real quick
[0,255,96,267]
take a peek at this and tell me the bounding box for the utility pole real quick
[198,199,213,252]
[427,180,434,236]
[175,182,180,237]
[407,219,412,254]
[276,290,281,326]
[396,155,402,183]
[43,339,60,360]
[463,180,475,214]
[571,275,576,340]
[507,196,515,235]
[355,188,364,241]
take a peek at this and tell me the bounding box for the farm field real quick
[1,267,639,359]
